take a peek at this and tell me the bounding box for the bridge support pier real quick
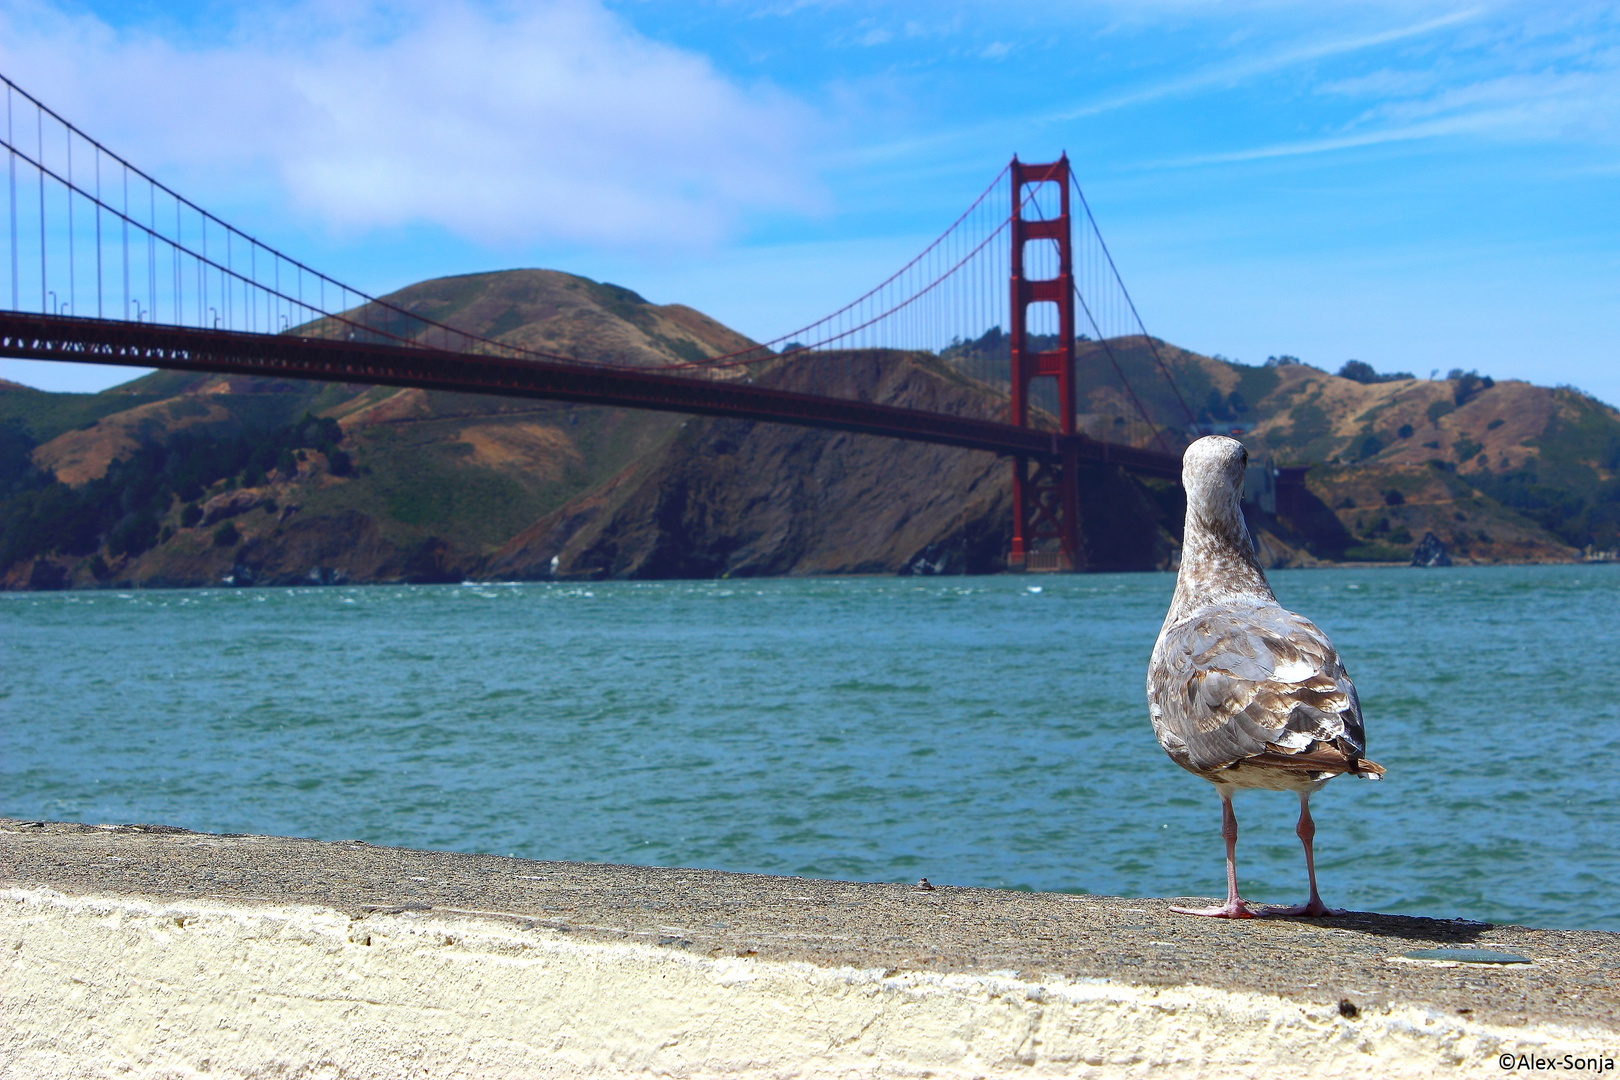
[1006,155,1085,573]
[1008,452,1084,573]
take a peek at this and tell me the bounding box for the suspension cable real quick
[1073,281,1171,453]
[0,71,586,368]
[1070,173,1196,427]
[650,167,1047,373]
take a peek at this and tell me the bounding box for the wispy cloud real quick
[1354,68,1620,140]
[1157,117,1489,167]
[1047,7,1484,121]
[0,0,824,250]
[816,6,1496,171]
[1158,39,1620,167]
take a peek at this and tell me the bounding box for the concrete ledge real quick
[3,821,1617,1078]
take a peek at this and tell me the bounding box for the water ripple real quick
[2,565,1616,929]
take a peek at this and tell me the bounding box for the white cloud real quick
[0,0,823,250]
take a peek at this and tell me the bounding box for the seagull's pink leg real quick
[1268,792,1345,917]
[1171,792,1263,918]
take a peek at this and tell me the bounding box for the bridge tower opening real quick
[1007,155,1082,573]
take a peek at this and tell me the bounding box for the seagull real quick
[1147,436,1383,918]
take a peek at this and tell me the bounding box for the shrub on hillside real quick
[108,511,160,559]
[1451,370,1495,406]
[1339,360,1414,384]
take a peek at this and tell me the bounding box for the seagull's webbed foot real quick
[1169,898,1265,919]
[1263,899,1345,918]
[1275,796,1344,917]
[1172,793,1262,918]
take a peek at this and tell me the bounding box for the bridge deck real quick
[0,311,1183,479]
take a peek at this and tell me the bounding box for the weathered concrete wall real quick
[3,821,1616,1079]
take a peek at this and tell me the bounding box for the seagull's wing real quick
[1148,600,1372,776]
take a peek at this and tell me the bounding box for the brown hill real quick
[4,269,1616,590]
[487,351,1174,579]
[1222,364,1614,563]
[1009,338,1613,564]
[942,332,1610,565]
[32,397,242,486]
[325,269,756,368]
[2,270,723,588]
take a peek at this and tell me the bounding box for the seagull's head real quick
[1182,435,1249,536]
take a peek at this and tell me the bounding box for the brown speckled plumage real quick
[1147,436,1382,918]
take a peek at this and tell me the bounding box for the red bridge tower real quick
[1007,155,1083,572]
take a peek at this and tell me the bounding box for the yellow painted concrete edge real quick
[1,886,1612,1079]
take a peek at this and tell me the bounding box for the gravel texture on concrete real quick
[3,818,1616,1035]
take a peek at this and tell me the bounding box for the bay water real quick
[3,565,1616,931]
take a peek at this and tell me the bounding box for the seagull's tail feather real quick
[1352,757,1385,780]
[1249,745,1385,780]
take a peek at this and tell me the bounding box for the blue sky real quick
[1,0,1617,405]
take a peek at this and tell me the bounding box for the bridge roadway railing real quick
[0,311,1183,480]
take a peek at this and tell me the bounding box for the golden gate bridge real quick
[0,72,1197,572]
